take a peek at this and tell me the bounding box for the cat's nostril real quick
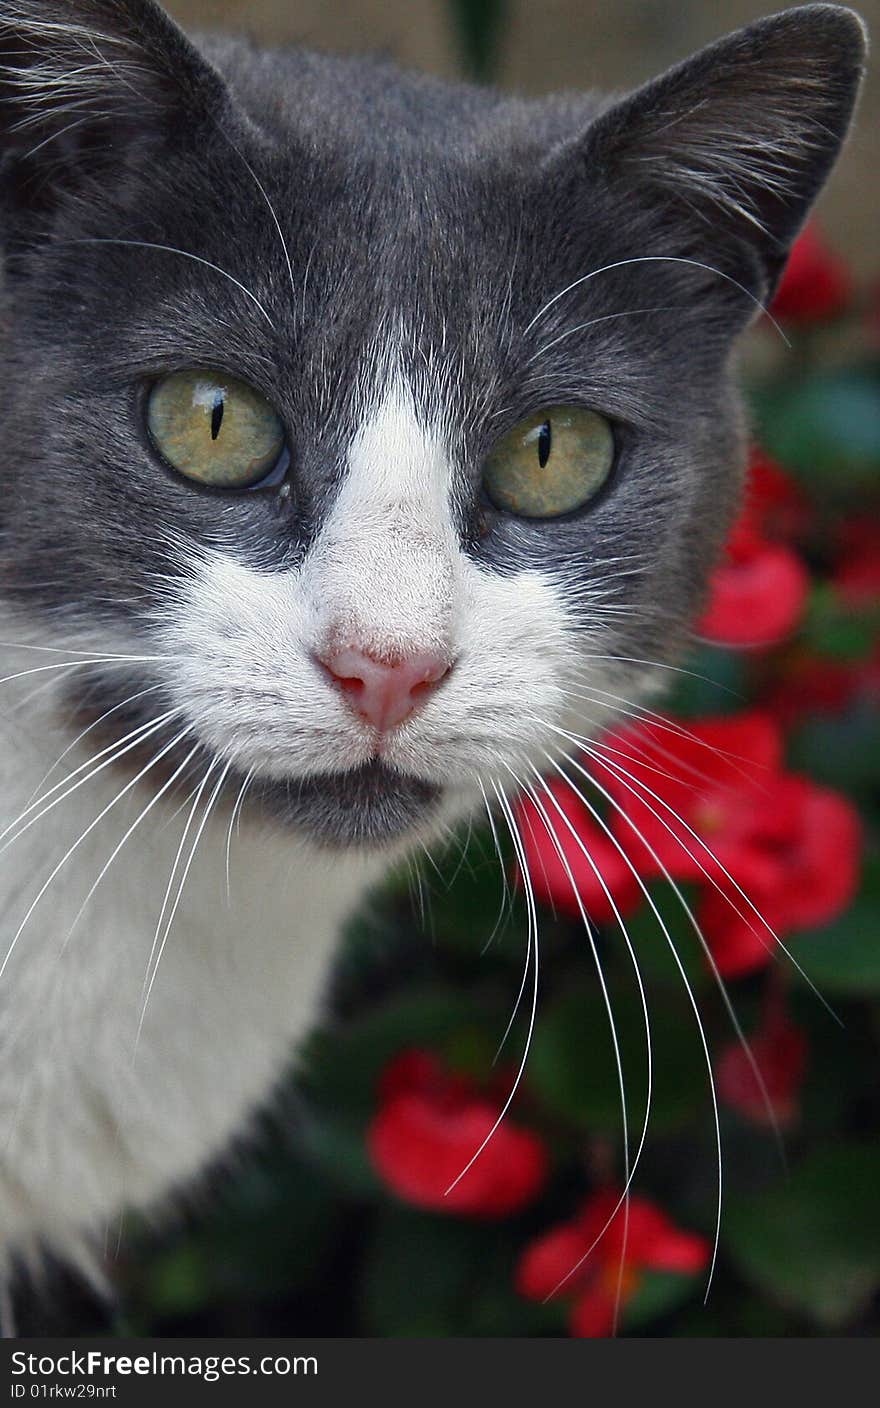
[315,645,453,733]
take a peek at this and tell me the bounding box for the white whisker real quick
[137,759,231,1048]
[0,711,179,982]
[444,781,538,1200]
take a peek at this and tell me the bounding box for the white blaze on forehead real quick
[304,378,460,659]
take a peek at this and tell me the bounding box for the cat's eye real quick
[483,406,615,519]
[146,371,287,490]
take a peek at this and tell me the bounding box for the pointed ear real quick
[548,5,867,301]
[0,0,228,209]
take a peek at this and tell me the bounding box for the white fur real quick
[0,375,604,1277]
[159,380,578,789]
[0,670,381,1277]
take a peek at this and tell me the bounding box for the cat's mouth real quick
[247,759,443,849]
[65,682,444,849]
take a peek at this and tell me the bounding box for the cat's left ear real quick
[545,4,867,304]
[0,0,230,210]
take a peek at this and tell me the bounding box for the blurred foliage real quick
[447,0,508,80]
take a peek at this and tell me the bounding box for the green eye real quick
[483,406,615,519]
[146,370,286,489]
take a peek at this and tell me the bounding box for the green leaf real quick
[528,975,709,1135]
[802,584,880,661]
[140,1244,209,1318]
[795,865,880,995]
[620,882,707,990]
[423,825,529,966]
[663,647,749,719]
[623,1270,701,1331]
[301,984,495,1120]
[361,1208,561,1336]
[448,0,507,80]
[724,1144,880,1326]
[752,365,880,489]
[298,984,509,1194]
[788,706,880,794]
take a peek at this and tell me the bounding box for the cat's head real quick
[0,1,866,848]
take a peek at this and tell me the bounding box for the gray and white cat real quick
[0,0,866,1287]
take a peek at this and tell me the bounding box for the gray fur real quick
[0,0,866,1283]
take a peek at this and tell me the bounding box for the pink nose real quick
[316,645,452,733]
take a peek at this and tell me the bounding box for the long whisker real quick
[535,746,724,1301]
[444,780,539,1200]
[61,735,199,953]
[559,707,777,814]
[0,642,168,659]
[516,766,641,1333]
[526,304,681,364]
[139,757,218,1011]
[225,765,255,902]
[0,656,159,689]
[137,759,230,1048]
[0,712,180,982]
[476,778,514,954]
[64,238,275,328]
[550,746,786,1162]
[221,136,296,305]
[0,708,180,858]
[27,682,168,803]
[562,683,769,775]
[572,652,740,694]
[521,254,789,345]
[558,726,840,1023]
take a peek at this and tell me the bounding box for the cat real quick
[0,0,866,1297]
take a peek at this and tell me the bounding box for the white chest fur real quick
[0,669,379,1278]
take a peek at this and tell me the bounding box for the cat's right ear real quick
[0,0,229,217]
[541,5,867,310]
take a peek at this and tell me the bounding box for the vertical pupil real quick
[537,419,552,468]
[210,393,225,442]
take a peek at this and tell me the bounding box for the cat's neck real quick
[0,638,380,1273]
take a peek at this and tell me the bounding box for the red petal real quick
[698,869,783,979]
[600,713,783,881]
[368,1091,547,1219]
[770,225,852,323]
[768,778,862,931]
[699,540,809,648]
[576,1190,709,1273]
[746,449,811,542]
[569,1286,617,1338]
[515,1222,592,1301]
[377,1049,441,1101]
[515,777,643,925]
[717,1017,808,1127]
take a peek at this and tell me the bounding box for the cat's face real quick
[0,1,865,848]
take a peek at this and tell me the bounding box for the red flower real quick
[516,1190,708,1337]
[593,714,861,976]
[717,1000,808,1127]
[698,450,810,648]
[746,449,811,543]
[514,774,642,924]
[766,652,862,725]
[697,774,862,977]
[701,461,814,652]
[699,534,809,647]
[368,1050,547,1218]
[769,224,852,324]
[598,712,783,885]
[833,520,880,608]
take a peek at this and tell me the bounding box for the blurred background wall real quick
[165,0,877,273]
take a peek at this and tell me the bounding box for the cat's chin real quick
[253,759,443,850]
